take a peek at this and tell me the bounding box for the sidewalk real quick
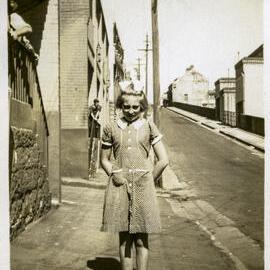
[61,169,108,190]
[61,158,188,193]
[167,107,264,152]
[11,171,238,270]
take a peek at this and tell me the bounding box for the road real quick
[159,108,264,247]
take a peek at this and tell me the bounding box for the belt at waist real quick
[112,168,149,173]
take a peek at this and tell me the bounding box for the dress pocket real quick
[135,171,153,187]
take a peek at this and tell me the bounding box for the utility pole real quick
[57,0,62,203]
[138,34,152,99]
[151,0,161,127]
[136,57,141,81]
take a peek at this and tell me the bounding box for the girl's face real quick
[122,95,141,122]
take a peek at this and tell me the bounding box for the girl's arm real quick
[152,140,169,182]
[100,146,128,186]
[100,146,113,176]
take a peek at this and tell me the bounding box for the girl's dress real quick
[101,117,163,233]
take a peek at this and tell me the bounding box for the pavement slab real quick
[166,107,264,152]
[11,184,238,270]
[219,129,264,152]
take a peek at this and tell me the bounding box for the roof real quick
[235,44,264,69]
[248,44,263,57]
[214,77,235,85]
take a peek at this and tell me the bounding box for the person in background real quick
[88,98,102,139]
[8,0,39,61]
[100,80,169,270]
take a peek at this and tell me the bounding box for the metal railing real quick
[8,36,49,166]
[9,37,48,129]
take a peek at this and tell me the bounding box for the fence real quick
[237,114,264,136]
[8,37,49,166]
[223,111,236,127]
[173,102,216,120]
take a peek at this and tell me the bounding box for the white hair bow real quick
[119,80,144,93]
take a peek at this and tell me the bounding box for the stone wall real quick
[173,102,216,120]
[10,127,51,240]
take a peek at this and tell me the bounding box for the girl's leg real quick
[119,232,134,270]
[134,233,149,270]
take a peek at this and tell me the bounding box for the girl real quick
[100,81,169,270]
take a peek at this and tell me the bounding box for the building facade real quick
[15,0,111,184]
[215,78,236,126]
[107,22,125,121]
[21,0,60,198]
[206,90,216,108]
[235,44,264,135]
[172,65,209,107]
[112,22,125,104]
[59,0,110,178]
[8,0,52,238]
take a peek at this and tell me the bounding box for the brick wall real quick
[60,0,89,129]
[59,0,90,178]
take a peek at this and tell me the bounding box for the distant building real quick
[112,22,125,104]
[203,89,215,108]
[167,82,174,105]
[215,78,236,126]
[235,44,264,135]
[107,22,126,121]
[172,65,209,107]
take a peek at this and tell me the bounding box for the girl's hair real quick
[116,91,149,112]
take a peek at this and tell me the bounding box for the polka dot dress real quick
[101,118,162,233]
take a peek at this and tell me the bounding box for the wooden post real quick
[58,0,62,203]
[151,0,160,127]
[136,57,141,81]
[145,34,149,99]
[138,34,152,100]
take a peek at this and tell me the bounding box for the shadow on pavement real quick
[87,257,122,270]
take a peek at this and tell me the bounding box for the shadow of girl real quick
[87,257,121,270]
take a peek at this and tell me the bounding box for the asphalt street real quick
[160,108,264,247]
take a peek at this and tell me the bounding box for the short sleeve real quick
[148,121,163,145]
[10,13,31,30]
[102,123,113,147]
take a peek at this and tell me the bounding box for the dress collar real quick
[117,117,145,130]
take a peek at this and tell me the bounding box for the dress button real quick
[128,130,131,134]
[129,183,132,187]
[128,138,131,142]
[127,146,131,150]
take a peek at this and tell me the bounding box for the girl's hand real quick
[112,172,127,186]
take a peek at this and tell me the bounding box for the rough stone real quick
[12,128,36,149]
[10,199,22,225]
[10,127,51,240]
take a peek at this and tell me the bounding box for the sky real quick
[102,0,263,102]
